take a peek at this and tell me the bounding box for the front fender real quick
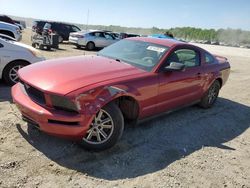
[73,85,140,115]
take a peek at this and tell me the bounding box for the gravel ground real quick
[0,29,249,188]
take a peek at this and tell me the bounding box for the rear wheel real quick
[3,61,29,85]
[58,35,63,43]
[86,42,95,51]
[80,103,124,150]
[199,80,220,108]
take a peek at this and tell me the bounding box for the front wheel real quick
[199,80,220,108]
[86,42,95,51]
[80,103,124,150]
[3,61,29,85]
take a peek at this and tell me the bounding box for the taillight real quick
[75,35,84,38]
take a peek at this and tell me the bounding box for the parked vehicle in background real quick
[0,15,15,25]
[149,34,175,39]
[0,37,45,85]
[120,33,140,39]
[12,37,230,150]
[0,15,23,30]
[109,32,120,39]
[0,21,21,41]
[31,23,59,50]
[32,21,81,42]
[14,20,26,29]
[69,30,119,50]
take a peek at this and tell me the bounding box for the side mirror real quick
[163,62,185,72]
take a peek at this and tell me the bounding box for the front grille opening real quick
[48,119,80,126]
[53,106,79,114]
[21,82,46,105]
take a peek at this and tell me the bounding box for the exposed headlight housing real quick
[28,48,44,59]
[50,95,78,113]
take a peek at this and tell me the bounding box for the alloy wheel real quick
[9,65,24,83]
[83,109,114,144]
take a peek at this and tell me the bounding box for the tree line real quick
[76,24,250,45]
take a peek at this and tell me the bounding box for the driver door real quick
[156,47,205,113]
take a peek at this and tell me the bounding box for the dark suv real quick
[32,21,81,42]
[0,15,15,25]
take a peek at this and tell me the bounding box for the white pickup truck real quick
[0,21,22,41]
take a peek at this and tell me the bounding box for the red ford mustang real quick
[12,37,230,150]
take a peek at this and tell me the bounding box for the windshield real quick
[98,39,169,71]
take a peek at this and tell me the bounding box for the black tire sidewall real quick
[199,80,220,108]
[86,42,95,51]
[58,35,63,43]
[80,103,124,151]
[3,61,29,85]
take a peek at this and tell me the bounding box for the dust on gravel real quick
[0,29,249,188]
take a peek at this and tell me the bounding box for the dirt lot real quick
[0,29,250,188]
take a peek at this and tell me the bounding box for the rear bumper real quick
[68,37,86,46]
[11,83,92,140]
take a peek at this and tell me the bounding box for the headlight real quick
[28,48,44,59]
[16,28,21,34]
[50,95,78,113]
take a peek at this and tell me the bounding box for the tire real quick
[58,35,63,43]
[86,42,95,51]
[3,61,29,85]
[199,80,221,108]
[39,44,44,50]
[76,45,81,49]
[80,103,124,150]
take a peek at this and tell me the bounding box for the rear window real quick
[71,25,81,32]
[205,53,215,64]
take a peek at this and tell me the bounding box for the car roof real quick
[127,37,185,48]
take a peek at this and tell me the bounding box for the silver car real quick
[69,30,119,50]
[0,37,45,85]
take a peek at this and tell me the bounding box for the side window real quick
[94,32,105,38]
[71,26,81,32]
[167,49,200,68]
[205,52,215,64]
[104,33,114,40]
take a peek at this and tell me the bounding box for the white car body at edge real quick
[0,37,45,84]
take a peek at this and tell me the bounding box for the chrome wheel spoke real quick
[12,75,18,81]
[96,130,101,142]
[99,129,108,139]
[86,129,94,140]
[208,85,217,104]
[101,118,111,125]
[101,124,112,129]
[83,109,114,144]
[96,110,103,121]
[9,65,23,83]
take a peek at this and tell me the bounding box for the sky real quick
[0,0,250,30]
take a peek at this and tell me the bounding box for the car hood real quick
[18,55,145,95]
